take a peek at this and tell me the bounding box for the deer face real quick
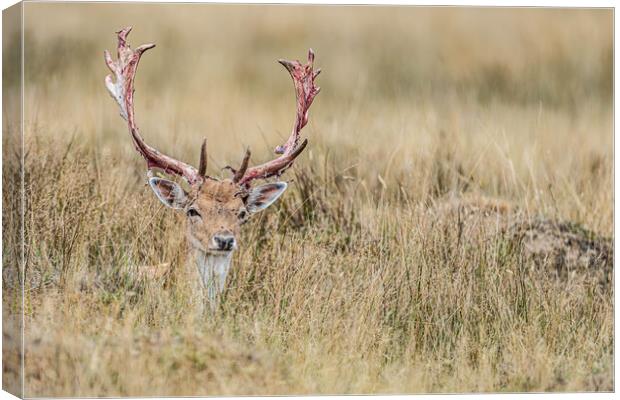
[147,177,287,303]
[149,177,287,255]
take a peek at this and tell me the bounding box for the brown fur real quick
[185,179,246,253]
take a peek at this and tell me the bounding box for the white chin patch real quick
[206,249,234,256]
[195,251,234,301]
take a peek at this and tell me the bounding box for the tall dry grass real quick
[3,4,613,396]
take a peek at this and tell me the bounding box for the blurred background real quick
[12,6,611,204]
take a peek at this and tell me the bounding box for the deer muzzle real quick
[211,231,236,252]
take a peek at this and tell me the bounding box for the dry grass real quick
[2,4,613,396]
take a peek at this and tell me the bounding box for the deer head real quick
[104,27,320,302]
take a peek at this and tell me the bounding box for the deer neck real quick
[192,250,233,302]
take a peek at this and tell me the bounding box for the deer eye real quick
[238,209,248,220]
[187,208,201,218]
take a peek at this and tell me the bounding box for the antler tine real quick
[232,148,251,183]
[198,138,208,177]
[236,49,320,186]
[104,27,203,186]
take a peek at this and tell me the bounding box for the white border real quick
[0,0,616,6]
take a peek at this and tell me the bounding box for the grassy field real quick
[3,5,613,396]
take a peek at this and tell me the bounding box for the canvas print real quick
[2,3,613,397]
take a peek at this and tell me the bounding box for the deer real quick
[104,27,320,305]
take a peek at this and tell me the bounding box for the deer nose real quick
[213,232,236,251]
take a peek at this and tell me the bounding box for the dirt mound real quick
[508,218,612,285]
[431,194,613,285]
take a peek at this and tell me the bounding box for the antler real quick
[104,27,206,185]
[235,49,321,186]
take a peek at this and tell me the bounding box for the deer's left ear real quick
[246,182,288,213]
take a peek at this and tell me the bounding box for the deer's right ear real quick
[148,177,189,210]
